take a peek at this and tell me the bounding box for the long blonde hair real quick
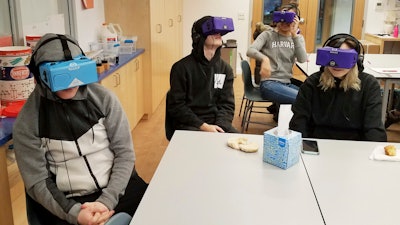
[319,66,361,92]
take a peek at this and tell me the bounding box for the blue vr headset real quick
[316,47,358,69]
[32,34,98,92]
[201,17,234,36]
[39,55,98,92]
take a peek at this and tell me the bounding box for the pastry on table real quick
[384,145,396,156]
[227,137,258,153]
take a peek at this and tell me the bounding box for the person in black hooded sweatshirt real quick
[289,34,386,142]
[166,16,237,137]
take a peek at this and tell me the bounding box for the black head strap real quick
[58,34,73,60]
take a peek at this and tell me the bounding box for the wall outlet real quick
[376,1,383,11]
[238,12,245,20]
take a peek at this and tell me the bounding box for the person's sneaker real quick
[385,110,400,128]
[267,103,277,114]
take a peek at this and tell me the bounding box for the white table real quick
[296,54,400,122]
[302,139,400,225]
[130,130,324,225]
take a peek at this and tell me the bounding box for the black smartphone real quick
[302,140,319,155]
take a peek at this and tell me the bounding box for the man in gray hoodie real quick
[13,33,147,225]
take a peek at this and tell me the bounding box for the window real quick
[0,0,13,46]
[0,0,75,46]
[263,0,282,25]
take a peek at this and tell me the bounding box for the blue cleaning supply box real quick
[263,127,302,169]
[39,56,98,92]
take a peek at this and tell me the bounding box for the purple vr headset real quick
[273,11,296,23]
[201,17,234,36]
[316,47,358,69]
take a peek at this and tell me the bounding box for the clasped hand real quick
[77,202,114,225]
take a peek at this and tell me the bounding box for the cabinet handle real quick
[135,59,139,72]
[114,73,120,87]
[168,19,173,27]
[156,24,162,33]
[177,15,182,22]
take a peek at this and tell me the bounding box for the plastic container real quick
[100,23,118,44]
[25,35,42,50]
[103,42,120,55]
[0,46,32,66]
[393,24,399,38]
[119,37,137,54]
[112,24,123,41]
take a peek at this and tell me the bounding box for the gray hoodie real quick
[13,33,135,225]
[246,30,307,83]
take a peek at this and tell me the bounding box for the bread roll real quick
[239,143,259,153]
[384,145,396,156]
[227,137,258,153]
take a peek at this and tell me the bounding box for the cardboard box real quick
[263,128,302,169]
[359,40,380,54]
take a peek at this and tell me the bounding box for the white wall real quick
[363,0,400,36]
[74,0,105,52]
[182,0,252,73]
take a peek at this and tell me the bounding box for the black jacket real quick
[167,38,235,131]
[289,71,387,141]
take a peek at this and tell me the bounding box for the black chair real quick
[165,91,175,141]
[240,60,275,132]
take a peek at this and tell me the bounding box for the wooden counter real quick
[365,33,400,54]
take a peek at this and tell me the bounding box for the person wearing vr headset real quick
[246,3,307,120]
[289,33,387,141]
[166,16,237,137]
[252,21,273,86]
[13,33,148,225]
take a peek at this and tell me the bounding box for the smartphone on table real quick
[302,140,319,155]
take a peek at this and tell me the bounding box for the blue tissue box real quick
[263,127,302,169]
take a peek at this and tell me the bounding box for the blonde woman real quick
[289,34,387,141]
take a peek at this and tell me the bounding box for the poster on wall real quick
[82,0,94,9]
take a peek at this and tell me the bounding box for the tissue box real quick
[263,127,302,169]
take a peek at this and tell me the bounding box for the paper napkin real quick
[369,145,400,162]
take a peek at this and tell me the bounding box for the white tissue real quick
[277,104,293,136]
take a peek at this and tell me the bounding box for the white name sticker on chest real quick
[214,73,226,89]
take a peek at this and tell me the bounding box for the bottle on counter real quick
[393,24,399,38]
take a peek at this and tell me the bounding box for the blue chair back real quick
[105,212,132,225]
[241,60,254,93]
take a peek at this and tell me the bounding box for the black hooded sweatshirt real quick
[289,71,387,142]
[167,27,235,132]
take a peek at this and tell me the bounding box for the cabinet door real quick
[120,60,135,129]
[101,66,134,129]
[101,57,144,130]
[150,0,168,112]
[101,68,125,98]
[133,56,144,126]
[123,56,144,129]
